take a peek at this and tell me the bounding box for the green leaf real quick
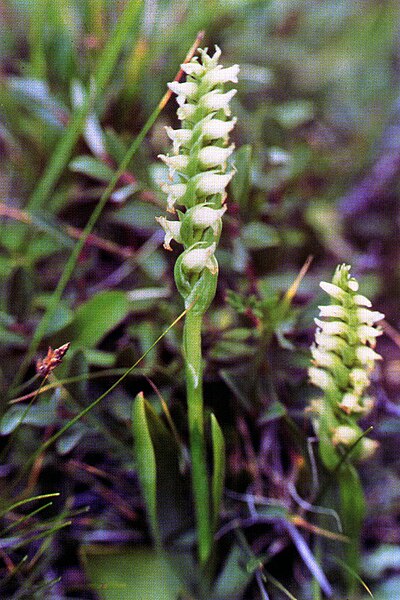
[56,423,88,455]
[60,291,130,348]
[258,400,287,424]
[132,393,192,545]
[132,392,159,544]
[209,339,256,361]
[212,543,254,599]
[83,546,183,600]
[274,100,314,129]
[210,414,225,533]
[241,221,280,250]
[69,155,115,182]
[0,397,58,434]
[110,201,161,232]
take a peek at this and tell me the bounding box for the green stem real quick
[183,309,213,569]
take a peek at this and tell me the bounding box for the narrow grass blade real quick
[210,413,225,533]
[28,0,143,212]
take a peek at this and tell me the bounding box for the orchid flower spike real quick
[308,264,384,467]
[156,46,238,313]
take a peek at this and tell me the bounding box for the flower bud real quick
[198,45,222,68]
[359,438,379,460]
[338,393,364,414]
[349,368,370,395]
[347,279,359,292]
[177,104,197,121]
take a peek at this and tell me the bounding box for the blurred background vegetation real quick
[1,0,400,598]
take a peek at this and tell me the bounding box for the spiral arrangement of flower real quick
[157,45,239,315]
[308,264,384,468]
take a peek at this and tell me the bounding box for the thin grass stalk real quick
[27,0,144,213]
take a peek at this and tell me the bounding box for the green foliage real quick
[0,1,397,598]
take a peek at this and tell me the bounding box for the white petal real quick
[160,183,187,211]
[201,89,237,114]
[182,243,217,273]
[198,144,235,168]
[158,154,188,172]
[202,117,237,140]
[318,305,347,320]
[165,127,192,152]
[355,345,382,366]
[203,64,240,86]
[155,216,182,250]
[196,171,234,195]
[357,324,382,345]
[314,331,347,353]
[180,61,204,77]
[167,81,198,99]
[314,318,349,337]
[319,281,347,302]
[310,346,337,369]
[308,366,336,391]
[354,294,372,307]
[356,308,384,325]
[191,205,226,229]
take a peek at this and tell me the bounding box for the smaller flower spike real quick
[36,342,70,377]
[308,264,383,467]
